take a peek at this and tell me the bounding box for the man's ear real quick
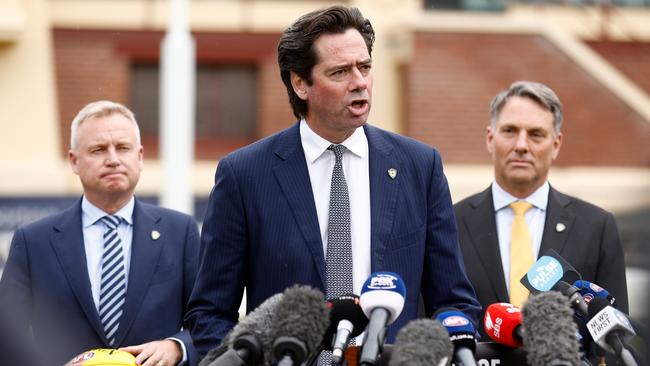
[68,150,80,175]
[486,125,495,154]
[552,132,563,160]
[290,72,308,101]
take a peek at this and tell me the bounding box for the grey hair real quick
[70,100,141,150]
[489,81,563,134]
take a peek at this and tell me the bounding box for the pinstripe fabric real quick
[185,123,483,355]
[98,215,126,345]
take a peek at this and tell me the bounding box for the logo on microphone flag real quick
[367,272,400,290]
[520,248,580,294]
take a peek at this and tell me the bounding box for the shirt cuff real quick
[167,337,187,365]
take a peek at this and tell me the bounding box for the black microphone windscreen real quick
[273,285,330,356]
[587,297,610,319]
[522,291,582,366]
[199,344,229,366]
[388,318,453,366]
[322,294,369,350]
[199,292,284,366]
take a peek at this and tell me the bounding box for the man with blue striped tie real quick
[0,101,200,366]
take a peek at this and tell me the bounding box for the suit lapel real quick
[50,201,108,344]
[113,200,164,346]
[539,186,574,256]
[364,125,400,271]
[467,188,509,302]
[272,123,326,288]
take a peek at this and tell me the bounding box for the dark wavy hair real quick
[277,5,375,119]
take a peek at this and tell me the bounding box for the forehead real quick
[78,113,137,142]
[497,96,554,129]
[313,28,369,65]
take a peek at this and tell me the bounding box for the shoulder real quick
[16,203,79,234]
[136,201,197,224]
[454,188,491,214]
[364,124,442,178]
[366,124,437,155]
[221,123,299,166]
[551,188,613,219]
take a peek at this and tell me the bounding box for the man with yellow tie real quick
[454,81,628,334]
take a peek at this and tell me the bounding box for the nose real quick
[514,131,529,153]
[349,67,368,92]
[106,147,120,166]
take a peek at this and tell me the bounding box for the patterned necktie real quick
[319,145,354,366]
[326,144,353,298]
[98,215,127,346]
[509,201,534,307]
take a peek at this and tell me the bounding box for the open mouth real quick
[348,99,369,116]
[351,100,367,108]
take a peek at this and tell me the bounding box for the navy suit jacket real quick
[186,122,481,356]
[454,185,629,337]
[0,198,200,365]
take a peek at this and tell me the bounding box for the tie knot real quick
[510,201,533,216]
[328,144,347,162]
[99,215,121,230]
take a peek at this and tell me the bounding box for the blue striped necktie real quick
[98,215,127,346]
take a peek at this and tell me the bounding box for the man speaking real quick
[186,5,480,358]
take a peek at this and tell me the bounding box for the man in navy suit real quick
[0,101,199,366]
[454,81,628,337]
[186,5,480,357]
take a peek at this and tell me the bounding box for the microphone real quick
[483,303,523,348]
[359,272,406,366]
[521,291,582,366]
[201,292,284,366]
[586,298,638,366]
[552,280,589,317]
[434,308,478,366]
[271,285,330,366]
[573,280,616,306]
[388,318,453,366]
[322,294,369,364]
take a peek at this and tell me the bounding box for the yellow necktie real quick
[509,201,534,307]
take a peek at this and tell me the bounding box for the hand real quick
[120,339,182,366]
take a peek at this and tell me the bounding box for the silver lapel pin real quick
[387,168,397,179]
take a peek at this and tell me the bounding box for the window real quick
[131,63,257,159]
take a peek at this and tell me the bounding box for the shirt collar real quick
[300,119,368,163]
[491,181,549,212]
[81,196,135,228]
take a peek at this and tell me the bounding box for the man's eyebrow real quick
[326,58,372,72]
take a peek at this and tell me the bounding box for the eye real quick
[359,64,372,75]
[530,130,546,139]
[331,68,348,77]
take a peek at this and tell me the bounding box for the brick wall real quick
[406,32,650,167]
[53,29,292,159]
[587,40,650,97]
[54,30,132,156]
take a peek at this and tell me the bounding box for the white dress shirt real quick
[81,196,187,364]
[492,181,549,294]
[81,196,134,310]
[300,120,371,296]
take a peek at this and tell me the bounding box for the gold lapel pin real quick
[556,223,566,233]
[387,168,397,179]
[151,230,161,240]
